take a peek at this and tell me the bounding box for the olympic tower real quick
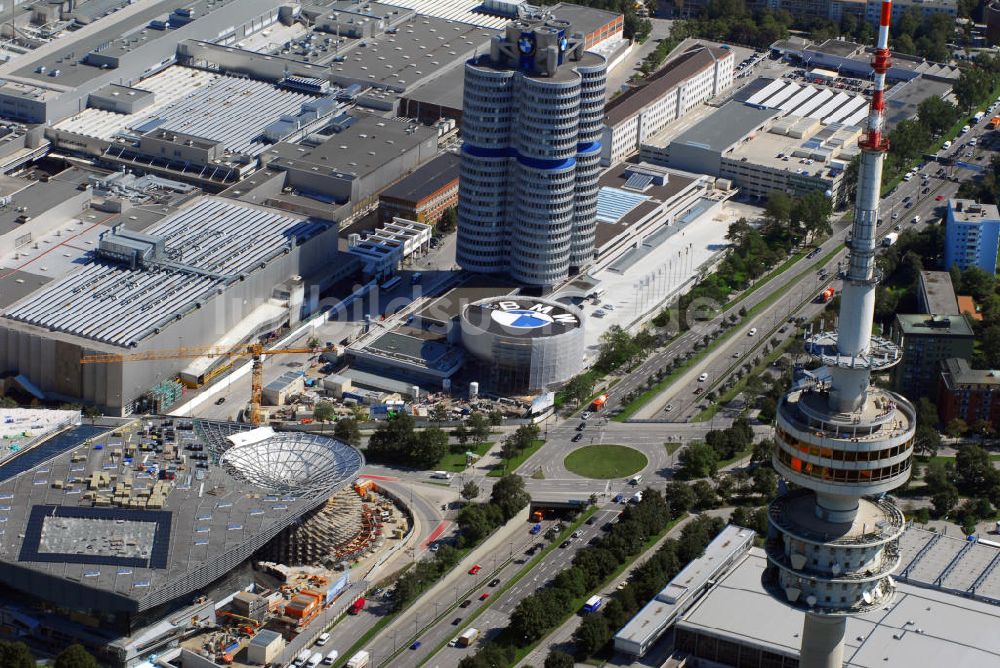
[764,3,917,666]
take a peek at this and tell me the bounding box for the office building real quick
[601,43,733,166]
[945,198,1000,274]
[917,270,960,314]
[891,314,975,400]
[864,0,956,25]
[939,357,1000,431]
[456,9,607,288]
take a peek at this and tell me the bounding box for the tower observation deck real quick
[763,2,917,666]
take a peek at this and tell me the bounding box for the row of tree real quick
[391,474,530,611]
[458,489,676,668]
[0,641,99,668]
[365,413,449,469]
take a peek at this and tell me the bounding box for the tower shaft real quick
[765,3,917,667]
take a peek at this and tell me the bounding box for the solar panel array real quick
[3,199,324,346]
[596,186,651,224]
[54,66,319,155]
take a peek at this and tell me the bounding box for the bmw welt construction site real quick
[0,413,434,668]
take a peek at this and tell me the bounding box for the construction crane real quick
[80,342,327,426]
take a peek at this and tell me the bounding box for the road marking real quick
[359,473,398,481]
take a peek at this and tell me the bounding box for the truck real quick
[590,394,608,411]
[457,628,480,648]
[583,595,604,613]
[630,491,643,504]
[974,111,986,123]
[430,471,453,480]
[818,286,836,303]
[989,116,1000,130]
[882,233,898,247]
[348,596,365,615]
[346,650,370,668]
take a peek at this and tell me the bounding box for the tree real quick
[751,438,775,466]
[454,423,470,447]
[664,480,696,515]
[751,466,777,497]
[461,480,480,503]
[333,417,361,446]
[0,641,35,668]
[411,427,449,468]
[54,645,99,668]
[917,95,959,136]
[954,67,995,111]
[490,474,530,521]
[438,206,458,233]
[545,650,576,668]
[467,412,492,445]
[765,190,793,229]
[562,374,595,406]
[960,266,996,301]
[946,418,969,438]
[676,442,719,479]
[430,403,449,423]
[307,336,321,348]
[573,613,612,656]
[690,479,720,510]
[488,409,503,426]
[956,444,999,494]
[932,488,959,517]
[313,401,336,423]
[0,396,16,408]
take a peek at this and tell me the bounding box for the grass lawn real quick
[489,439,545,478]
[436,442,492,471]
[664,441,682,456]
[564,444,647,479]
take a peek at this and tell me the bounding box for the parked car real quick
[468,565,481,575]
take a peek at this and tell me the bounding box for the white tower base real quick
[800,614,847,668]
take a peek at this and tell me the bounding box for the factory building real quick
[944,198,1000,275]
[771,37,960,84]
[378,152,460,224]
[0,197,348,415]
[602,43,733,167]
[456,10,606,288]
[263,114,439,218]
[641,99,856,204]
[0,0,287,124]
[460,297,584,393]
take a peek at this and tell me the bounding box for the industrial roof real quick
[55,66,322,156]
[0,168,89,236]
[2,198,326,347]
[265,113,437,180]
[895,313,975,338]
[616,525,754,652]
[0,418,362,613]
[380,152,460,204]
[365,0,509,28]
[745,78,870,126]
[549,3,621,36]
[670,101,777,154]
[678,546,1000,667]
[918,270,959,315]
[605,44,728,127]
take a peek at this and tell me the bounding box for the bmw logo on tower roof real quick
[462,297,581,340]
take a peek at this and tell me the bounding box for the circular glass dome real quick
[220,432,364,498]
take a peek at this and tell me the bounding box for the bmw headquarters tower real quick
[456,11,607,289]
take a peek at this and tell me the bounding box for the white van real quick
[307,652,324,668]
[294,650,313,667]
[912,215,921,224]
[316,632,330,647]
[943,140,952,149]
[323,651,340,666]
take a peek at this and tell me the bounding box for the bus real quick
[583,596,604,613]
[380,276,402,291]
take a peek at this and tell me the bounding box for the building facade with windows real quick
[945,198,1000,275]
[891,313,975,400]
[939,357,1000,430]
[456,11,607,288]
[601,44,733,167]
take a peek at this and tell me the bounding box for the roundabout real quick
[563,444,648,479]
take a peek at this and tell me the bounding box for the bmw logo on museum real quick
[461,297,584,393]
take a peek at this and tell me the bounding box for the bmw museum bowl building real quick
[460,296,585,393]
